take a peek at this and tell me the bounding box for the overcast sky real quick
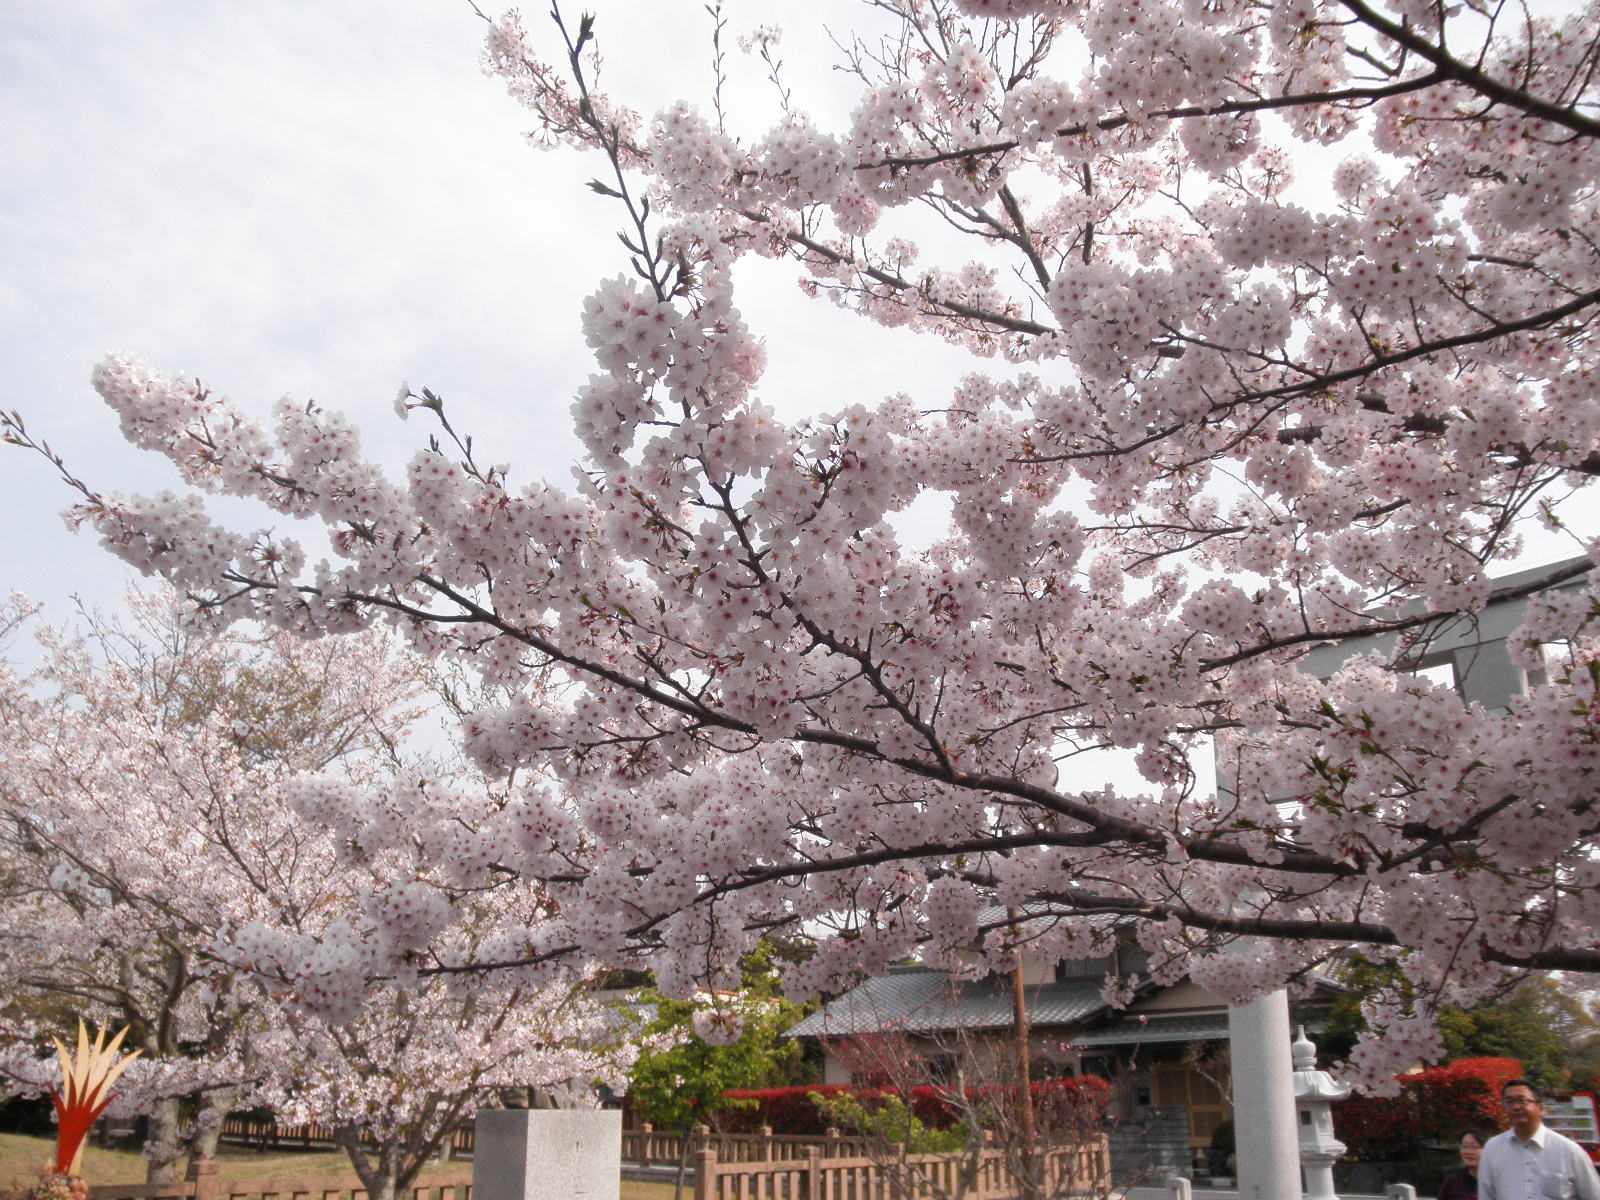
[2,1,978,630]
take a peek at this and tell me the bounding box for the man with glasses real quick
[1479,1079,1600,1199]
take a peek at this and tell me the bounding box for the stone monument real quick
[473,1107,621,1200]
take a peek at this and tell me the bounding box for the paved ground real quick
[625,1162,1407,1198]
[1115,1188,1394,1199]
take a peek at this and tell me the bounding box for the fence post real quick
[1166,1177,1193,1200]
[759,1124,772,1163]
[804,1148,822,1200]
[825,1127,841,1156]
[640,1123,653,1167]
[692,1149,717,1200]
[1386,1188,1418,1200]
[184,1159,220,1200]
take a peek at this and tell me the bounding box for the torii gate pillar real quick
[1227,989,1302,1199]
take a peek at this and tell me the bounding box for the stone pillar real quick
[473,1108,621,1200]
[1226,990,1301,1200]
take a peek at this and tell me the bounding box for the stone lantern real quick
[1292,1025,1352,1200]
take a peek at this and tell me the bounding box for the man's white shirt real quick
[1479,1124,1600,1200]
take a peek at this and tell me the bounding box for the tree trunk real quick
[339,1129,413,1200]
[337,1128,400,1200]
[185,1092,233,1163]
[673,1120,695,1200]
[144,1096,182,1183]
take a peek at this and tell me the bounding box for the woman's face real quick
[1460,1133,1484,1169]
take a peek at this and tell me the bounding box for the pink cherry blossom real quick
[7,0,1600,1084]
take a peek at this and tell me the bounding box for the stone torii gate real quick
[1226,555,1589,1198]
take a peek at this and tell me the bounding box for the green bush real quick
[809,1090,972,1154]
[1207,1118,1235,1172]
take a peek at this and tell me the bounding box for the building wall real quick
[1128,981,1222,1013]
[822,1047,850,1085]
[1020,958,1056,987]
[820,1030,1082,1088]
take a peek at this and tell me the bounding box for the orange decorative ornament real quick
[51,1022,141,1176]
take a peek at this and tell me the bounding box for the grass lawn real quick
[0,1134,676,1200]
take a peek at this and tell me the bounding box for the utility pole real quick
[1008,907,1040,1200]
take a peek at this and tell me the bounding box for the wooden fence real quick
[208,1118,1109,1197]
[81,1144,1109,1200]
[87,1162,473,1200]
[622,1125,877,1168]
[218,1120,475,1158]
[218,1118,874,1169]
[691,1137,1112,1200]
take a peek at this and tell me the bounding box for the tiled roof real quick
[1070,1014,1232,1047]
[1072,1012,1328,1048]
[787,969,1108,1039]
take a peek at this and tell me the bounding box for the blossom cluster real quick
[35,0,1600,1083]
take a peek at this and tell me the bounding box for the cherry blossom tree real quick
[0,591,629,1189]
[627,941,812,1197]
[7,0,1600,1089]
[0,592,431,1177]
[244,919,640,1200]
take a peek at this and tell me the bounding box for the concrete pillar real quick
[1451,641,1525,709]
[1227,990,1302,1200]
[473,1108,621,1200]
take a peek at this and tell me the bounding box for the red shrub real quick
[1034,1075,1114,1130]
[717,1085,852,1134]
[1335,1057,1521,1161]
[718,1076,1112,1137]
